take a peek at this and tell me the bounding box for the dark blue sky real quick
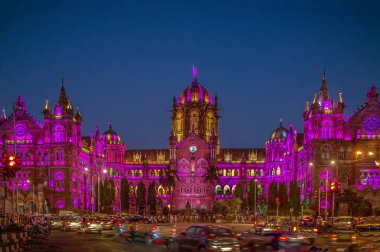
[1,0,379,149]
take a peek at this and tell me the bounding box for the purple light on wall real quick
[20,180,29,191]
[320,199,330,209]
[73,197,78,208]
[55,199,65,209]
[55,171,64,181]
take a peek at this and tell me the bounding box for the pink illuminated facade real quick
[1,69,380,214]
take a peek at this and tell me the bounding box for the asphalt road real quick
[23,223,380,252]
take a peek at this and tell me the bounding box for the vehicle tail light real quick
[100,222,104,224]
[313,228,319,233]
[352,236,357,240]
[278,235,289,241]
[151,226,157,231]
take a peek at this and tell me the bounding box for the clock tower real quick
[169,67,219,210]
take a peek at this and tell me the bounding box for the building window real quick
[53,124,65,142]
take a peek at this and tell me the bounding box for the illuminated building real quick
[1,68,379,214]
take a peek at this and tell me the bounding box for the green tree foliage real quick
[234,183,244,200]
[159,165,179,193]
[289,180,301,215]
[120,179,130,212]
[213,198,243,218]
[268,181,278,212]
[203,164,220,185]
[337,189,373,216]
[148,181,157,214]
[278,182,288,214]
[248,179,256,214]
[136,181,146,215]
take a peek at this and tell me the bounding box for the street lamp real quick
[27,180,35,215]
[254,179,258,218]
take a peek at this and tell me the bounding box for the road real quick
[23,223,380,252]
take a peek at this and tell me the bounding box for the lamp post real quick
[27,179,34,215]
[254,179,258,218]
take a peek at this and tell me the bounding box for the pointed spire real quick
[338,90,343,104]
[279,118,283,127]
[320,68,328,99]
[312,93,317,104]
[75,105,82,124]
[67,98,72,110]
[305,100,310,112]
[58,75,68,107]
[44,98,50,110]
[109,121,113,130]
[2,108,6,119]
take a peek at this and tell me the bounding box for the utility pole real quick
[325,169,328,221]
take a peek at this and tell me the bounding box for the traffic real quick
[18,212,380,251]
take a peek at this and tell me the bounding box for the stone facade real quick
[1,69,379,215]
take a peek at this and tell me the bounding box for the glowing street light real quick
[368,151,374,156]
[103,169,107,174]
[84,167,88,171]
[330,160,335,165]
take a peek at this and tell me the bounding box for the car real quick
[356,223,380,237]
[120,223,176,245]
[78,221,103,234]
[124,215,151,224]
[62,216,81,231]
[176,225,240,251]
[99,217,114,230]
[239,230,312,251]
[327,216,354,231]
[49,217,64,230]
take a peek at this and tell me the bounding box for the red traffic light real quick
[275,197,280,204]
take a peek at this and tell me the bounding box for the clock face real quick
[15,124,27,137]
[189,145,198,153]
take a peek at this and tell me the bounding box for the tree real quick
[268,181,277,213]
[136,181,146,215]
[248,179,256,214]
[289,180,301,215]
[278,182,288,214]
[159,165,179,194]
[234,183,244,200]
[203,164,220,185]
[148,181,157,214]
[120,179,130,212]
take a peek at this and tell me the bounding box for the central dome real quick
[176,66,215,106]
[102,123,121,143]
[270,120,288,140]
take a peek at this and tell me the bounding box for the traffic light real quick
[6,154,17,168]
[275,197,280,205]
[330,181,336,191]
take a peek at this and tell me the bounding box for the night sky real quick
[1,1,379,149]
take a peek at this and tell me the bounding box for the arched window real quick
[223,185,231,195]
[158,185,165,195]
[53,124,65,143]
[276,167,281,175]
[55,148,64,161]
[215,185,222,195]
[190,110,199,132]
[322,120,334,139]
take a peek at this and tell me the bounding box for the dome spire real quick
[109,120,112,130]
[193,65,198,81]
[2,108,6,119]
[320,67,329,99]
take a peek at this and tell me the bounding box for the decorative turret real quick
[2,108,6,120]
[43,98,52,118]
[75,106,82,124]
[66,98,73,116]
[303,101,310,120]
[336,90,345,112]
